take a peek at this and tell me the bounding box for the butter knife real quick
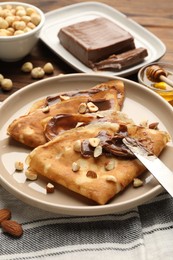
[123,137,173,197]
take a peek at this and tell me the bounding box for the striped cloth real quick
[0,185,173,260]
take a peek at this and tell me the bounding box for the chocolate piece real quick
[92,47,148,71]
[58,17,135,67]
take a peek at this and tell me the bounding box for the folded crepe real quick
[7,80,125,148]
[27,122,170,205]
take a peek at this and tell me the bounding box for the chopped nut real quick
[93,145,102,158]
[15,161,24,171]
[41,106,50,113]
[46,183,55,193]
[25,168,38,180]
[96,112,104,118]
[87,102,99,112]
[72,161,80,172]
[140,120,148,127]
[89,137,100,147]
[106,175,117,183]
[73,140,81,152]
[149,122,159,129]
[86,170,97,178]
[105,159,115,171]
[78,102,87,114]
[60,95,70,101]
[133,178,143,188]
[75,122,85,128]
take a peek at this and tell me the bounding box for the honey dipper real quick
[146,65,173,89]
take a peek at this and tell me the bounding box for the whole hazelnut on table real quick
[31,67,45,79]
[1,78,13,91]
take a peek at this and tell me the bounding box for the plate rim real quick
[0,73,172,216]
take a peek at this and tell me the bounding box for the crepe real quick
[7,80,125,148]
[27,122,170,205]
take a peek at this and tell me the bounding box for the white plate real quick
[0,74,173,216]
[40,2,166,77]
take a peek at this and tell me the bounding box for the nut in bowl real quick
[0,2,45,62]
[138,62,173,105]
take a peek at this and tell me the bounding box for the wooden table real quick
[0,0,173,102]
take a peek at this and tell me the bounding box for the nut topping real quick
[93,145,102,158]
[149,122,159,129]
[87,102,99,112]
[89,137,100,147]
[46,183,55,193]
[86,171,97,178]
[15,161,24,171]
[72,161,80,172]
[105,159,115,171]
[75,122,85,128]
[60,95,70,101]
[25,167,38,180]
[133,178,143,188]
[42,106,50,113]
[78,102,87,114]
[106,175,117,183]
[73,140,81,152]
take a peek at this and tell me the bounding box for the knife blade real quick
[123,137,173,197]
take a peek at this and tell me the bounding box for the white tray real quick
[40,2,166,77]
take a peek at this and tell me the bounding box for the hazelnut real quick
[133,178,143,188]
[31,67,45,79]
[105,159,115,171]
[86,171,97,178]
[1,78,13,91]
[0,74,4,83]
[72,161,80,172]
[87,102,99,112]
[21,62,33,73]
[15,161,24,171]
[93,145,102,158]
[89,137,100,147]
[106,175,117,183]
[25,167,38,180]
[43,62,54,74]
[46,183,55,193]
[78,102,87,114]
[73,140,81,152]
[41,106,50,113]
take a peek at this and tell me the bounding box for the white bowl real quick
[0,2,45,62]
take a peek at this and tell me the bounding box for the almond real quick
[1,220,23,237]
[0,208,11,224]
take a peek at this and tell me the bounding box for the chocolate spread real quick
[81,126,135,159]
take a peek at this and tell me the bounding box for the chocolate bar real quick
[58,17,135,67]
[92,47,148,71]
